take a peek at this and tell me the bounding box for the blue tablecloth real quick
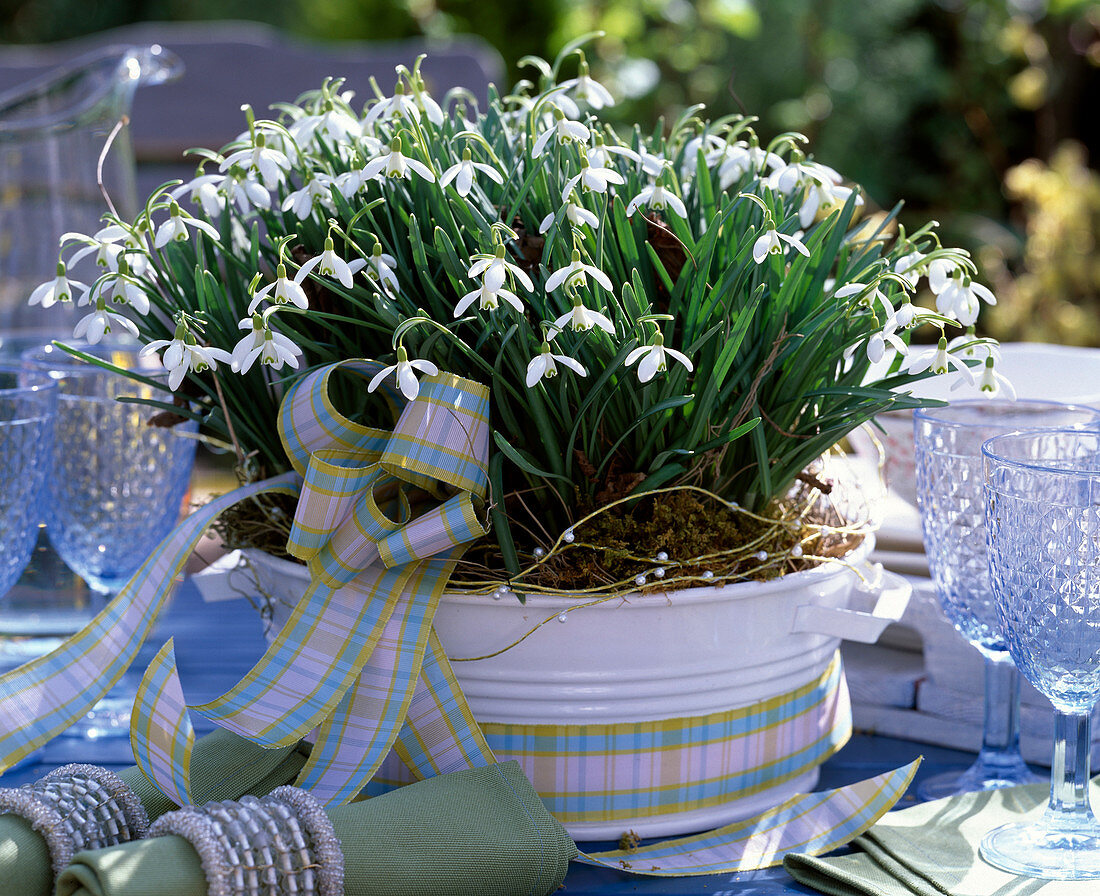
[0,577,976,895]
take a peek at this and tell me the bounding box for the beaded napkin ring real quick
[148,785,344,896]
[0,763,150,876]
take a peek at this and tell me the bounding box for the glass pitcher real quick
[0,44,182,332]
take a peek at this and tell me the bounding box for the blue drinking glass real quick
[914,401,1100,800]
[24,342,196,736]
[0,365,55,599]
[981,428,1100,879]
[26,343,197,594]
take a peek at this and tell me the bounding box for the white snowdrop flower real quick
[525,342,587,387]
[219,132,292,189]
[248,263,310,313]
[73,298,139,344]
[544,249,613,294]
[835,281,895,322]
[364,82,421,126]
[531,108,591,159]
[366,244,400,294]
[231,314,302,374]
[439,149,504,197]
[104,259,150,315]
[63,225,128,270]
[468,244,534,294]
[716,141,785,189]
[752,226,810,264]
[927,261,997,326]
[557,60,615,109]
[681,133,727,179]
[969,356,1016,399]
[170,173,230,219]
[625,333,693,383]
[893,249,928,290]
[587,136,640,170]
[367,346,438,401]
[547,295,616,339]
[289,105,362,149]
[28,262,85,308]
[281,176,337,218]
[625,181,687,218]
[141,330,232,391]
[907,335,976,384]
[562,153,625,200]
[799,178,862,228]
[154,201,221,249]
[295,236,368,289]
[454,280,524,317]
[766,159,842,196]
[864,323,910,365]
[361,138,437,183]
[539,197,600,233]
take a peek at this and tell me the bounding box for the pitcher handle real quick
[790,562,911,644]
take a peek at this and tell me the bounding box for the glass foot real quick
[982,820,1100,880]
[61,694,133,739]
[917,752,1043,801]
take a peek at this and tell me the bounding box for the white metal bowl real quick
[242,539,909,839]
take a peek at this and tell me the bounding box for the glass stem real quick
[980,654,1022,759]
[1047,711,1094,828]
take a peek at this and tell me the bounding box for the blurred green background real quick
[3,0,1097,344]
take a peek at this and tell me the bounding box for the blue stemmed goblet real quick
[0,364,56,607]
[914,401,1100,800]
[23,342,197,736]
[981,428,1100,879]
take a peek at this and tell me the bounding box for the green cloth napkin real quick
[0,729,309,896]
[56,761,577,896]
[784,779,1100,895]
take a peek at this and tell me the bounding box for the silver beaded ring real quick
[0,763,150,876]
[149,786,344,896]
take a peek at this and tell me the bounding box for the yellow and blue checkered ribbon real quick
[133,361,496,804]
[0,358,920,874]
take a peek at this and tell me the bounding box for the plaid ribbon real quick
[131,361,496,804]
[0,358,920,874]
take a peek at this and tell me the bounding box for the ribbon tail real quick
[393,629,496,779]
[579,759,921,876]
[131,638,195,806]
[293,556,457,805]
[0,473,299,773]
[193,570,406,747]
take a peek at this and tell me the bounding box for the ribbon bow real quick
[136,361,498,805]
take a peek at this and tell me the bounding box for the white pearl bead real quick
[654,567,665,578]
[634,574,646,586]
[656,551,669,562]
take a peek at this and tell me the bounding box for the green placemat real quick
[785,779,1100,895]
[56,761,577,896]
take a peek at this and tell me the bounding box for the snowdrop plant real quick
[34,40,1000,578]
